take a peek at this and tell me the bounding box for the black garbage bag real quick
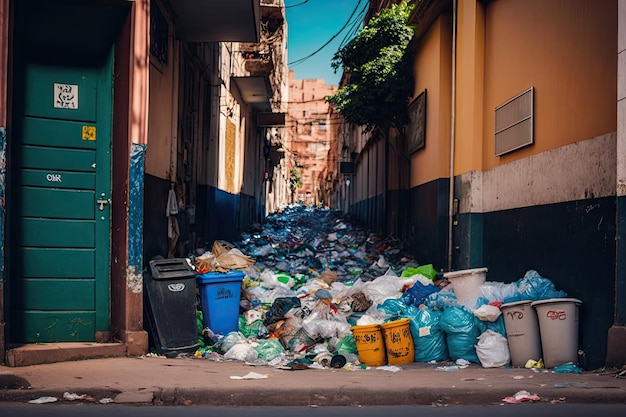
[264,297,302,326]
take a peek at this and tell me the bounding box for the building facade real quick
[339,0,625,369]
[0,0,289,365]
[286,71,337,205]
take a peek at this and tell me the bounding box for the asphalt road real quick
[1,404,626,417]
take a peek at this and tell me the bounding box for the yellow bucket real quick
[350,324,387,367]
[381,318,414,365]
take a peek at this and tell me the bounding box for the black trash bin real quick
[143,258,199,357]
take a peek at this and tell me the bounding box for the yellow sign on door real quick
[82,125,96,141]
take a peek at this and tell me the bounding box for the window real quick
[495,87,534,156]
[150,3,169,68]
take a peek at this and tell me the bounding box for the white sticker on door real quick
[54,83,78,109]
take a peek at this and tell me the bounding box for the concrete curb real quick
[2,385,626,407]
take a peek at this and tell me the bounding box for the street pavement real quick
[1,356,625,407]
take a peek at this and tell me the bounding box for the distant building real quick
[286,70,337,205]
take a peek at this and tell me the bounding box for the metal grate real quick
[495,87,534,156]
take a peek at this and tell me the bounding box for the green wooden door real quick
[10,54,113,342]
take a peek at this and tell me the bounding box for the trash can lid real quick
[530,297,582,307]
[500,299,534,309]
[443,267,488,279]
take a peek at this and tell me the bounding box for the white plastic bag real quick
[475,329,510,368]
[473,304,502,322]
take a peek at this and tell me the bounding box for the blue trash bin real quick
[196,270,245,335]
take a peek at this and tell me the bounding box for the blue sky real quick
[285,0,366,86]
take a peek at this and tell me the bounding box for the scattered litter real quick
[28,396,58,404]
[63,392,93,401]
[501,390,541,403]
[456,359,470,368]
[554,382,588,388]
[525,358,544,369]
[375,365,402,372]
[437,365,459,372]
[99,398,114,404]
[513,375,525,380]
[550,397,567,403]
[230,372,269,380]
[552,362,583,374]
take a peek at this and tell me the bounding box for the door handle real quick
[97,198,111,211]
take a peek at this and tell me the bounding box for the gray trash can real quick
[531,298,582,368]
[501,300,542,367]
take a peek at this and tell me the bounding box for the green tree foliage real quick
[289,168,303,190]
[326,1,415,138]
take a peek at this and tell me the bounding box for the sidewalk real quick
[1,356,625,407]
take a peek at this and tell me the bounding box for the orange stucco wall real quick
[454,0,485,175]
[482,0,617,170]
[411,16,452,187]
[145,7,176,181]
[412,0,616,181]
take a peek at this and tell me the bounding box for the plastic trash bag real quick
[264,297,301,325]
[336,333,358,355]
[377,298,409,320]
[480,281,519,303]
[473,304,502,322]
[224,342,259,362]
[218,332,248,354]
[302,299,351,340]
[406,305,448,362]
[439,306,480,363]
[551,362,583,373]
[424,285,459,310]
[505,270,567,303]
[401,281,440,307]
[475,329,510,368]
[255,338,285,362]
[238,311,268,339]
[476,314,507,337]
[401,264,438,281]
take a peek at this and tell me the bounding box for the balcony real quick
[243,52,274,77]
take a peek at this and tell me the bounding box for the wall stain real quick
[126,265,143,294]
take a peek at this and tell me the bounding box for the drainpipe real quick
[447,0,457,272]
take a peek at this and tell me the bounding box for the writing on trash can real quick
[546,310,566,320]
[388,327,410,344]
[215,287,234,300]
[386,327,412,358]
[167,283,185,292]
[506,310,524,320]
[354,332,379,344]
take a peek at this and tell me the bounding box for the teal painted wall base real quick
[403,176,615,369]
[350,194,385,234]
[405,179,450,270]
[480,197,615,370]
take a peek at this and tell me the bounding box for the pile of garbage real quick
[190,205,569,370]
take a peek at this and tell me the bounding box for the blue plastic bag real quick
[406,306,449,362]
[401,281,440,307]
[503,270,567,303]
[439,306,480,363]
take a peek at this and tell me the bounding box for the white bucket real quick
[443,267,487,304]
[501,300,542,367]
[531,298,582,369]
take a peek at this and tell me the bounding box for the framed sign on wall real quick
[407,89,426,154]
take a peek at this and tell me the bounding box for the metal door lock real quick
[97,198,111,211]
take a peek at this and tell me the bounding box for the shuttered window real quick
[495,87,534,156]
